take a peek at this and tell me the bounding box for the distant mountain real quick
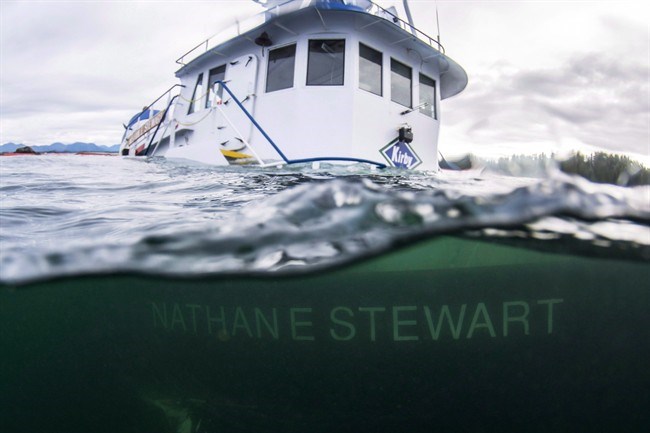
[0,142,120,153]
[0,143,22,153]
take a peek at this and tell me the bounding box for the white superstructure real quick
[119,0,467,170]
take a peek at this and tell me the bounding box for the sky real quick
[1,0,649,162]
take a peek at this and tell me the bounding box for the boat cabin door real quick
[214,54,259,160]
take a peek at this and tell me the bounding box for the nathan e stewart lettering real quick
[149,299,563,341]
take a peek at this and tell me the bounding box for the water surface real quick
[1,154,648,433]
[1,154,647,284]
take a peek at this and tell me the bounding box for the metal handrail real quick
[176,40,210,67]
[143,95,181,156]
[217,81,386,168]
[122,84,186,144]
[139,84,186,116]
[366,1,445,54]
[175,0,444,66]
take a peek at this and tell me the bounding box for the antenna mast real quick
[402,0,418,37]
[435,0,441,46]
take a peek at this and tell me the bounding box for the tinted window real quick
[188,73,204,114]
[359,43,382,96]
[419,74,437,118]
[307,39,345,86]
[206,65,226,108]
[391,59,411,107]
[266,44,296,93]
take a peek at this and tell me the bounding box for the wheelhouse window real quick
[359,43,382,96]
[391,59,411,107]
[419,74,437,119]
[307,39,345,86]
[187,73,204,114]
[206,65,226,108]
[266,44,297,93]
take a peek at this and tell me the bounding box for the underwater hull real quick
[1,237,648,432]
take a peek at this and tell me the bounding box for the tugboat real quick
[119,0,467,170]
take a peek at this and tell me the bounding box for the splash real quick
[1,158,647,285]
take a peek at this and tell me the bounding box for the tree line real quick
[480,152,649,186]
[558,152,649,186]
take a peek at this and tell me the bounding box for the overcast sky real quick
[1,0,648,161]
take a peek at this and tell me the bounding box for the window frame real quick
[266,42,298,93]
[206,64,227,109]
[187,73,204,115]
[358,42,383,97]
[418,73,437,119]
[390,58,412,108]
[306,39,346,87]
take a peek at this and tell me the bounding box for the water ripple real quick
[0,155,648,284]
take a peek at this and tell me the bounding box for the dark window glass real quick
[206,65,226,108]
[266,44,296,93]
[419,74,437,118]
[188,73,204,114]
[391,59,411,107]
[307,39,345,86]
[359,43,382,96]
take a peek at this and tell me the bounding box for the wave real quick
[1,164,648,285]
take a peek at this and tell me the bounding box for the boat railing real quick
[364,1,445,54]
[216,80,386,168]
[139,84,185,116]
[176,0,444,66]
[143,94,181,156]
[122,84,185,145]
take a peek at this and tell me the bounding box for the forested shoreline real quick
[479,152,649,186]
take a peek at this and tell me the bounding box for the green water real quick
[1,237,648,432]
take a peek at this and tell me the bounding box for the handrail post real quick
[143,95,180,156]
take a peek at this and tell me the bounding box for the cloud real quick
[441,48,649,158]
[2,1,648,161]
[0,1,258,145]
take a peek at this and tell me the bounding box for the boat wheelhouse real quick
[119,0,468,170]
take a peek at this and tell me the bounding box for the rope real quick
[176,90,253,127]
[176,108,215,127]
[178,88,212,104]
